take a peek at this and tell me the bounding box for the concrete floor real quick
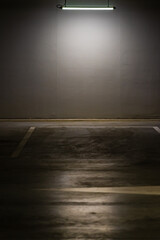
[0,120,160,239]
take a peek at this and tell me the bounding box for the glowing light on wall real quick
[62,6,115,10]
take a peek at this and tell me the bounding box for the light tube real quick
[62,6,115,10]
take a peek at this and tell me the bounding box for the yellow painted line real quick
[153,126,160,134]
[35,186,160,196]
[11,127,35,158]
[1,119,160,122]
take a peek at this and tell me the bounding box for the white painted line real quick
[46,126,153,129]
[11,127,35,158]
[153,126,160,134]
[35,186,160,196]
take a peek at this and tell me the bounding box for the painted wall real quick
[0,0,160,118]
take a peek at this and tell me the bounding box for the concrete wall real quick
[0,0,160,119]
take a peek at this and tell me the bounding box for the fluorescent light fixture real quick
[62,6,115,10]
[56,1,116,11]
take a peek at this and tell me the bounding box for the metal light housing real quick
[56,1,116,11]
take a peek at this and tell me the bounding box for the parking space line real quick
[153,126,160,134]
[35,186,160,196]
[45,126,153,129]
[11,127,35,158]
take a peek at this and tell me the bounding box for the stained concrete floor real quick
[0,120,160,239]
